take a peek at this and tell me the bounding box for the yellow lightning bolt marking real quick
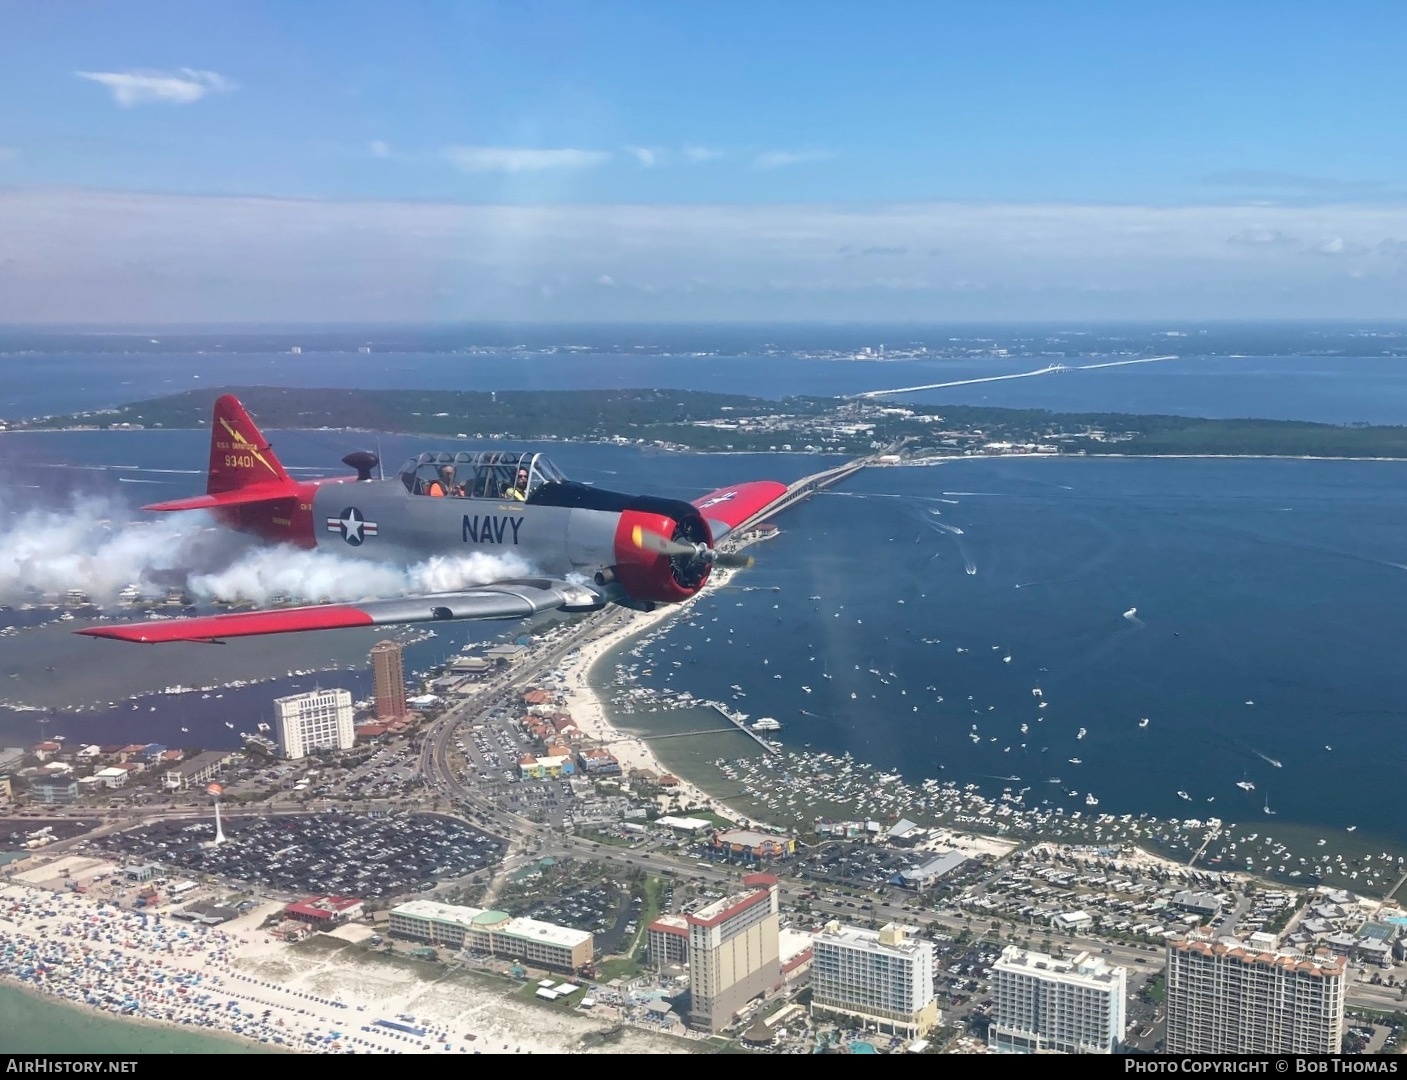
[632,524,644,549]
[219,417,280,478]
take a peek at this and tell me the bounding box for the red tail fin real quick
[207,394,292,495]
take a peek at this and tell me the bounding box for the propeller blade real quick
[630,525,753,569]
[631,525,696,558]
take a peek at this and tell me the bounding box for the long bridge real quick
[725,444,896,538]
[850,354,1178,400]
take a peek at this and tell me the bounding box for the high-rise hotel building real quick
[274,688,354,760]
[370,639,407,719]
[1166,929,1345,1055]
[811,921,938,1037]
[687,874,781,1033]
[989,946,1128,1054]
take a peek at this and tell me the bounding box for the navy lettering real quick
[462,515,524,545]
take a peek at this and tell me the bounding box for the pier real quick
[709,702,781,756]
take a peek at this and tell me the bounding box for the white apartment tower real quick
[1166,929,1346,1055]
[811,921,939,1038]
[989,946,1128,1054]
[274,688,354,760]
[687,874,781,1033]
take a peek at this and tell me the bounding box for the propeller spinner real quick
[631,525,755,569]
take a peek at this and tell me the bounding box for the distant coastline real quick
[15,423,1407,466]
[16,385,1407,461]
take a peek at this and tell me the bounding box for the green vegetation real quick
[591,955,643,982]
[627,874,666,962]
[28,385,832,443]
[31,384,1407,459]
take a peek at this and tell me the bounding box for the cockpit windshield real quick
[396,450,567,500]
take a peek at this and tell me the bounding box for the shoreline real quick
[0,977,275,1054]
[12,426,1407,464]
[556,561,757,823]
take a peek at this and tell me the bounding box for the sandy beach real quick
[0,880,690,1054]
[557,563,752,823]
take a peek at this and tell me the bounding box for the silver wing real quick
[77,578,607,644]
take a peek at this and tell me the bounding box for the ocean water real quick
[624,455,1407,847]
[0,983,279,1053]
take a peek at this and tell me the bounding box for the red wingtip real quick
[77,606,376,644]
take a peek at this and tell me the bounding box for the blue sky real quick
[3,2,1407,321]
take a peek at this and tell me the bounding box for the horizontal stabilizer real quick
[77,579,607,644]
[142,483,297,513]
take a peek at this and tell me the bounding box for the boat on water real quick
[1068,757,1082,765]
[1139,718,1150,728]
[1076,727,1087,740]
[1236,780,1256,792]
[1085,794,1099,806]
[751,718,781,732]
[1177,790,1191,800]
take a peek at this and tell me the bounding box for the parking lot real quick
[93,812,506,898]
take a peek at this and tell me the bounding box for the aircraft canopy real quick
[398,450,568,499]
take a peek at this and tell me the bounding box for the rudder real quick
[208,395,292,494]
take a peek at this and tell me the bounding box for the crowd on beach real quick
[0,885,485,1054]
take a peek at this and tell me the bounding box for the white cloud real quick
[75,68,235,107]
[369,140,390,158]
[625,146,657,167]
[752,149,834,170]
[442,146,611,174]
[9,189,1407,321]
[1311,236,1365,256]
[597,274,616,286]
[683,145,723,163]
[1227,228,1296,247]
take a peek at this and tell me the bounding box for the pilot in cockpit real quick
[505,467,530,501]
[426,464,462,497]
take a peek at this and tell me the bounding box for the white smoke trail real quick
[0,493,229,603]
[187,546,535,604]
[0,489,535,608]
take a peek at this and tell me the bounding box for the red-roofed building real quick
[158,749,185,764]
[577,748,621,776]
[523,690,552,707]
[31,741,62,762]
[743,873,779,888]
[355,722,390,740]
[648,914,689,970]
[115,744,147,762]
[284,895,365,926]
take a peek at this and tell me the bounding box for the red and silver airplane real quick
[79,394,786,644]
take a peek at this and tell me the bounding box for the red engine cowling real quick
[612,508,714,604]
